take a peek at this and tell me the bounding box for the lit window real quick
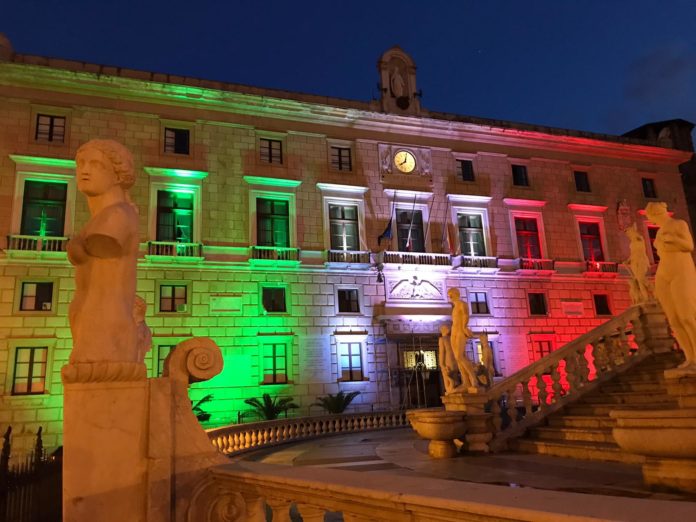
[260,138,283,164]
[468,291,490,315]
[528,336,554,362]
[457,213,486,256]
[330,146,352,171]
[512,164,529,186]
[35,114,65,143]
[160,284,188,313]
[19,282,53,311]
[337,289,360,313]
[528,292,547,316]
[262,342,288,384]
[574,171,591,192]
[20,180,68,237]
[329,204,359,251]
[164,128,190,155]
[157,345,174,376]
[156,190,194,243]
[515,217,541,259]
[396,209,425,252]
[642,178,657,198]
[339,342,363,381]
[457,160,475,182]
[593,294,612,316]
[578,221,604,262]
[12,347,48,395]
[257,198,290,247]
[262,287,287,313]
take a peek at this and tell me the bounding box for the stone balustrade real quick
[147,240,203,258]
[382,250,451,266]
[514,257,555,271]
[249,245,300,262]
[207,411,407,456]
[327,249,371,264]
[6,234,68,253]
[584,260,619,273]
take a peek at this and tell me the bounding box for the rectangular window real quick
[330,146,352,171]
[457,160,475,182]
[262,287,287,313]
[260,138,283,164]
[156,190,194,243]
[512,164,529,187]
[262,342,288,384]
[396,209,425,252]
[593,294,612,316]
[578,221,605,262]
[528,338,554,363]
[157,345,174,376]
[647,225,660,262]
[515,217,541,259]
[457,213,486,256]
[20,282,53,311]
[642,178,657,198]
[20,180,68,237]
[468,291,490,315]
[164,128,190,155]
[35,114,65,143]
[257,198,290,247]
[337,289,360,313]
[528,292,548,316]
[160,284,188,313]
[574,171,591,192]
[339,342,363,381]
[12,347,48,395]
[329,204,359,251]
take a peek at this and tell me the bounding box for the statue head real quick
[439,324,450,336]
[645,202,669,225]
[447,287,461,304]
[75,139,135,197]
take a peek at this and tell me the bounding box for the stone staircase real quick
[511,350,684,463]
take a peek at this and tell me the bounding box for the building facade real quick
[0,41,692,453]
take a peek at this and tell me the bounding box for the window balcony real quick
[583,260,619,277]
[514,257,556,274]
[5,235,68,258]
[453,255,499,273]
[146,241,204,261]
[326,249,371,267]
[249,246,300,266]
[382,251,451,266]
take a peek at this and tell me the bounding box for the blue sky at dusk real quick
[3,0,696,137]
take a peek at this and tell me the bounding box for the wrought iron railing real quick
[514,257,555,271]
[327,249,371,264]
[147,241,202,258]
[382,251,451,266]
[457,255,498,269]
[249,246,300,262]
[6,235,68,253]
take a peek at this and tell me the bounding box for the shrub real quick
[244,393,299,421]
[312,391,361,414]
[192,394,214,422]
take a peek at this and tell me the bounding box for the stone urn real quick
[406,408,466,458]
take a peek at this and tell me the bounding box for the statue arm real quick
[668,220,695,252]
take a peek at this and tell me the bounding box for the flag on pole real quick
[377,218,393,245]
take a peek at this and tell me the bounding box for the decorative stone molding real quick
[61,361,147,383]
[164,336,224,385]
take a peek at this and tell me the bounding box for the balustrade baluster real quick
[266,498,292,522]
[564,352,578,394]
[505,387,517,428]
[522,379,533,419]
[536,372,548,408]
[550,363,562,403]
[296,504,327,522]
[241,494,266,522]
[244,432,252,449]
[491,399,502,433]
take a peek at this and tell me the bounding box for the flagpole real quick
[405,193,417,251]
[423,193,437,253]
[441,195,451,253]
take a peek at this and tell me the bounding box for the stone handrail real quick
[483,302,671,451]
[207,410,407,455]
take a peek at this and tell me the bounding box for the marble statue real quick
[438,325,459,394]
[133,295,152,362]
[390,66,405,98]
[447,288,478,390]
[624,223,652,304]
[67,139,141,365]
[645,202,696,370]
[478,332,495,387]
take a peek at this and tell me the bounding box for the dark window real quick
[164,128,190,155]
[262,342,288,384]
[457,213,485,256]
[528,292,547,315]
[515,217,541,259]
[594,294,612,316]
[156,190,194,243]
[337,289,360,313]
[157,345,174,376]
[12,347,48,395]
[396,209,425,252]
[330,146,352,171]
[257,198,289,247]
[329,204,359,251]
[642,178,657,198]
[262,287,287,313]
[512,164,529,186]
[339,342,363,381]
[160,284,188,313]
[20,180,67,237]
[528,338,553,362]
[574,171,591,192]
[647,225,660,262]
[35,114,65,143]
[260,138,283,164]
[457,160,475,182]
[20,282,53,311]
[578,221,605,262]
[469,291,490,315]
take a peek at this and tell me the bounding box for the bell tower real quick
[377,47,421,115]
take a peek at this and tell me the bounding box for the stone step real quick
[579,392,672,405]
[530,426,615,444]
[511,439,645,464]
[600,381,666,393]
[547,415,616,429]
[563,401,678,416]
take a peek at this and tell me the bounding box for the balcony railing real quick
[514,257,555,271]
[584,260,619,273]
[456,255,498,269]
[6,235,68,253]
[147,241,202,258]
[326,249,371,264]
[382,251,451,266]
[250,246,300,262]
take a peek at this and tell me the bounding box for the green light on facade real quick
[10,155,76,169]
[243,176,302,188]
[144,167,208,180]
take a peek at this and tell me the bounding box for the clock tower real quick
[377,47,421,115]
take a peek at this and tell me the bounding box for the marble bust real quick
[645,202,696,370]
[67,139,141,364]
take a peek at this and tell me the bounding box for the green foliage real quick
[312,391,361,414]
[244,393,299,421]
[192,394,214,422]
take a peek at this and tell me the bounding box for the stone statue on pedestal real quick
[624,223,653,304]
[645,202,696,371]
[438,325,459,394]
[477,332,495,388]
[447,288,478,390]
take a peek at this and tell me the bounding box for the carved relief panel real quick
[385,274,446,304]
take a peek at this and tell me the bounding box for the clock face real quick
[394,150,416,173]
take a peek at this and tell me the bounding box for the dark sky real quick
[3,0,696,137]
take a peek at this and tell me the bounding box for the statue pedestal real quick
[442,390,493,453]
[406,408,466,459]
